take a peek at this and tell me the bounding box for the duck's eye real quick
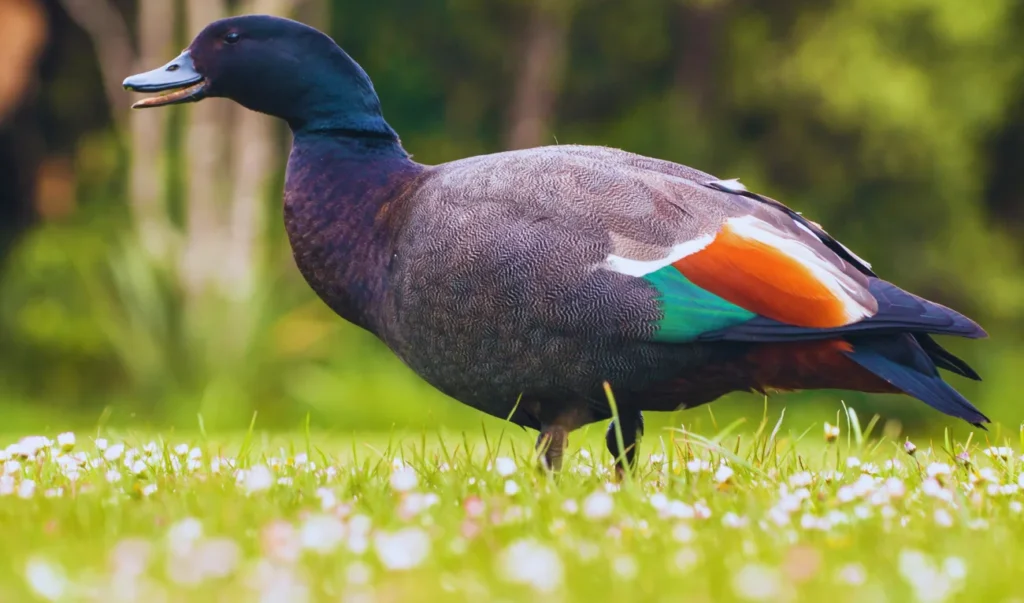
[224,32,240,44]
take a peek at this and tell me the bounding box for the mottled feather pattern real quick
[384,149,728,426]
[283,140,987,430]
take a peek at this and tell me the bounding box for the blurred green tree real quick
[0,0,1022,433]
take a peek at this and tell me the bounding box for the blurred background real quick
[1,0,1022,435]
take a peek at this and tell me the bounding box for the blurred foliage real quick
[1,0,1023,433]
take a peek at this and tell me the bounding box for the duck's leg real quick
[536,425,569,472]
[606,409,644,479]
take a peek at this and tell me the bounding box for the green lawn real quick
[0,412,1021,602]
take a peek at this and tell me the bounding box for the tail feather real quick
[917,334,982,381]
[700,278,987,342]
[845,335,989,427]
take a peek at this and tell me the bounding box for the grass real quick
[1,410,1023,602]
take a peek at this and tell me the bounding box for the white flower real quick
[498,539,563,593]
[56,433,75,452]
[1010,501,1023,514]
[24,557,66,601]
[316,487,338,511]
[494,456,517,477]
[110,538,153,577]
[504,480,520,496]
[94,438,108,451]
[884,477,906,498]
[130,460,147,475]
[722,512,748,528]
[788,472,813,488]
[261,520,302,563]
[194,537,241,579]
[921,478,954,503]
[686,459,710,473]
[824,422,840,443]
[904,440,918,455]
[672,523,695,543]
[389,466,418,492]
[942,557,967,580]
[983,447,1013,460]
[649,493,669,511]
[926,463,952,478]
[374,528,431,570]
[582,491,614,520]
[167,517,203,555]
[104,444,125,461]
[665,500,695,519]
[612,555,638,580]
[714,465,734,484]
[733,563,782,601]
[884,459,903,471]
[673,548,700,572]
[837,563,867,586]
[346,561,372,585]
[244,465,273,494]
[574,540,600,562]
[17,479,35,499]
[19,436,51,457]
[244,559,309,603]
[561,499,578,514]
[105,469,122,483]
[899,549,962,603]
[933,509,954,527]
[350,514,372,535]
[142,484,158,497]
[767,506,791,526]
[300,514,347,554]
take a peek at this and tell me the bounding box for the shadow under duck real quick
[124,15,988,474]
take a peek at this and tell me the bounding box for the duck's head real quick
[123,15,395,138]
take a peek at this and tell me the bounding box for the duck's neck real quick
[284,130,423,335]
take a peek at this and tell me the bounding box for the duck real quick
[123,15,988,473]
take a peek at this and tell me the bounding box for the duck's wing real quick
[579,155,978,340]
[565,147,988,425]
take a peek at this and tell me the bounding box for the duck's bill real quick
[123,51,208,109]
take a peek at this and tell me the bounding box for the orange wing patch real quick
[673,217,874,328]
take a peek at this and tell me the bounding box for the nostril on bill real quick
[167,64,180,72]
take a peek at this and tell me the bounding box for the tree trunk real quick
[182,0,230,297]
[129,0,176,262]
[674,0,728,117]
[505,1,573,150]
[56,0,134,120]
[223,0,301,297]
[0,0,46,123]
